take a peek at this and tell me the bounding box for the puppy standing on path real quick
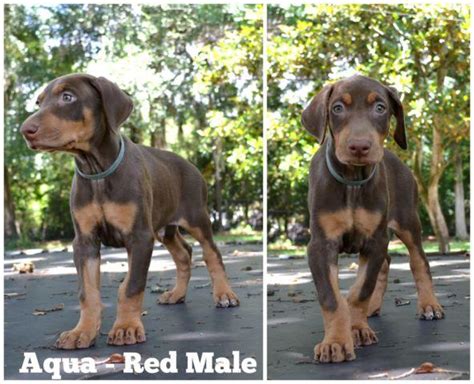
[302,75,444,363]
[20,74,239,350]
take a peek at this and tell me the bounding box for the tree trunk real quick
[4,166,19,240]
[427,181,450,253]
[412,127,450,253]
[213,137,223,232]
[454,151,469,240]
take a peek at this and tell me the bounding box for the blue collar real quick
[75,136,125,181]
[325,143,377,187]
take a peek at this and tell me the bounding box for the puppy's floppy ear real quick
[89,76,133,132]
[385,86,407,150]
[301,84,333,144]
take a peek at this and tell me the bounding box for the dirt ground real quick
[267,253,470,380]
[4,241,263,380]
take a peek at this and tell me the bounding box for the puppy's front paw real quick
[352,325,378,347]
[418,301,444,320]
[107,319,146,345]
[213,284,239,308]
[314,340,355,363]
[158,289,186,305]
[55,327,97,350]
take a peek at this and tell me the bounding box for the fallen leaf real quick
[415,361,444,374]
[394,297,410,306]
[105,353,125,364]
[348,262,359,270]
[33,303,64,315]
[13,261,34,273]
[4,292,26,299]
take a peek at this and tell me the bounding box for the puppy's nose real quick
[348,139,371,157]
[20,122,39,139]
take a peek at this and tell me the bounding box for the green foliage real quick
[268,4,470,236]
[4,4,262,241]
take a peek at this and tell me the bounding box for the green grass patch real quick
[5,238,71,252]
[212,226,262,244]
[269,238,470,257]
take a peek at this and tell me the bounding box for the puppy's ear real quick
[385,86,407,150]
[90,76,133,132]
[301,84,333,144]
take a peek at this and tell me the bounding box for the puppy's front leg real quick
[308,237,355,363]
[346,233,388,348]
[107,231,154,346]
[55,237,102,349]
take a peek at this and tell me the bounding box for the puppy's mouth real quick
[346,159,377,167]
[337,155,379,167]
[24,137,76,152]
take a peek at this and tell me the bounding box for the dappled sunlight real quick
[267,317,303,326]
[432,274,470,281]
[414,341,470,352]
[161,331,233,341]
[267,272,312,286]
[390,258,469,272]
[235,278,263,287]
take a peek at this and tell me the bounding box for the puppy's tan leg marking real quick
[368,258,390,317]
[180,219,239,308]
[56,258,102,349]
[315,266,355,363]
[347,259,378,347]
[159,230,192,305]
[394,224,443,320]
[108,271,146,345]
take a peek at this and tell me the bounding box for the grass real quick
[269,238,470,257]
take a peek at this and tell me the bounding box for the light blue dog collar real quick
[75,136,125,181]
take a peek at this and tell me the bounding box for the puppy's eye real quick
[375,102,386,114]
[61,92,76,103]
[332,102,345,114]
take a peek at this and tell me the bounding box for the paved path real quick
[268,254,470,380]
[5,241,263,380]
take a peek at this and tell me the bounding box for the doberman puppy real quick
[20,74,239,350]
[301,75,444,363]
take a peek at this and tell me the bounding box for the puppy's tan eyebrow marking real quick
[367,92,379,104]
[52,84,67,95]
[341,93,352,105]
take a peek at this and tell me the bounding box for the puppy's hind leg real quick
[367,256,391,317]
[180,212,239,308]
[158,225,193,305]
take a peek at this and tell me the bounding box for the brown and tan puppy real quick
[302,75,443,363]
[20,74,239,350]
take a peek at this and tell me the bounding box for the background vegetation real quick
[4,4,263,248]
[268,4,470,253]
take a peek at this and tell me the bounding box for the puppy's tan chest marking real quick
[318,208,382,240]
[73,201,137,235]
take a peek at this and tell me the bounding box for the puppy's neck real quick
[74,132,122,176]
